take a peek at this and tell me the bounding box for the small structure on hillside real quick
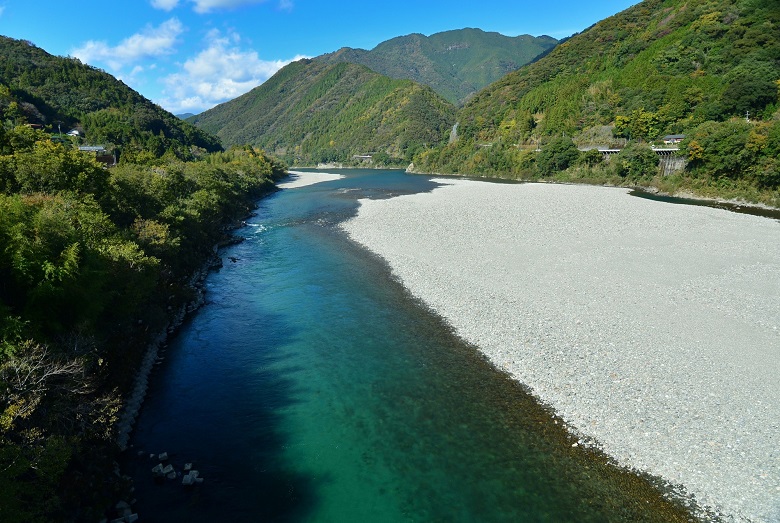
[586,146,686,175]
[662,134,685,145]
[79,145,116,167]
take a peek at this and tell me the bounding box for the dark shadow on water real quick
[121,296,320,522]
[630,188,780,220]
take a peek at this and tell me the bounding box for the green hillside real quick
[414,0,780,204]
[0,36,222,161]
[317,28,558,105]
[190,59,456,166]
[456,0,778,141]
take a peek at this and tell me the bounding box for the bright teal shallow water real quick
[125,169,689,522]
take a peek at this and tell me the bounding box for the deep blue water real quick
[123,169,690,522]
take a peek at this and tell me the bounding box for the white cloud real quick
[189,0,267,13]
[0,6,5,17]
[152,0,292,14]
[148,0,293,15]
[151,0,180,10]
[159,29,307,113]
[71,18,184,71]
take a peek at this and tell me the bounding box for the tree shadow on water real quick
[121,302,321,522]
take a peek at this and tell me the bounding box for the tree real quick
[720,61,778,118]
[11,140,108,196]
[578,148,604,167]
[536,136,580,175]
[682,120,754,179]
[613,142,658,179]
[613,109,660,141]
[0,340,113,523]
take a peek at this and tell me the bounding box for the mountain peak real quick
[315,28,558,105]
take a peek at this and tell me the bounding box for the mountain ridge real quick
[451,0,779,143]
[0,36,222,161]
[190,27,558,166]
[189,59,456,166]
[412,0,780,204]
[316,28,557,105]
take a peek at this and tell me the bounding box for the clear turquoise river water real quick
[124,169,691,522]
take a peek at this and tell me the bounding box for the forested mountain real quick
[414,0,780,205]
[0,36,221,161]
[455,0,778,141]
[189,59,456,166]
[316,28,558,105]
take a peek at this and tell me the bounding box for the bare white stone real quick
[342,179,780,523]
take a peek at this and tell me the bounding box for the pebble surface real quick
[280,170,344,189]
[341,179,780,523]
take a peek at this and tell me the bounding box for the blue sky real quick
[0,0,638,114]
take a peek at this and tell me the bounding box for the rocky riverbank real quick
[115,257,215,451]
[341,179,780,522]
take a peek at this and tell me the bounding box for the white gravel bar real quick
[341,179,780,523]
[279,170,344,189]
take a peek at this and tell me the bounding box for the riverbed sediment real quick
[281,170,344,189]
[341,179,780,522]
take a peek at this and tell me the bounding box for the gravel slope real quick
[341,179,780,522]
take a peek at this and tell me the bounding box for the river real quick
[123,169,692,522]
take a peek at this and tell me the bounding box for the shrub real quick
[536,136,580,176]
[613,142,659,180]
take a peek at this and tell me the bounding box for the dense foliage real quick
[536,136,581,176]
[455,0,780,141]
[412,0,780,205]
[682,118,780,189]
[316,28,557,105]
[0,125,285,522]
[190,60,457,166]
[0,36,222,160]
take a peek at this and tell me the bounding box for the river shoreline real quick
[115,172,346,449]
[112,171,347,519]
[342,178,780,522]
[282,170,345,188]
[115,259,214,451]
